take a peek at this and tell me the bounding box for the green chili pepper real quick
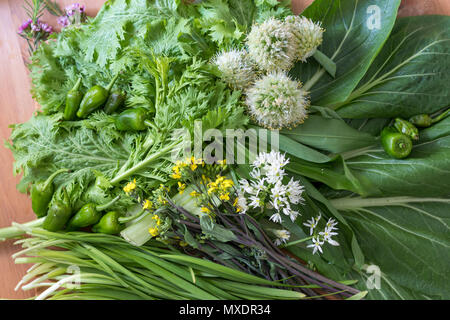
[42,189,72,232]
[115,107,155,131]
[63,77,83,121]
[409,108,450,128]
[91,211,123,234]
[30,169,70,218]
[408,114,433,128]
[77,74,119,118]
[66,196,120,230]
[104,90,126,114]
[381,127,413,159]
[92,207,152,235]
[393,118,419,141]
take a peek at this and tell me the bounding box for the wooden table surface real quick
[1,0,449,299]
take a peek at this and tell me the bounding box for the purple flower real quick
[40,23,53,34]
[57,15,70,27]
[65,3,83,16]
[31,23,41,32]
[18,18,32,33]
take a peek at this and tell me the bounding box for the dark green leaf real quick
[335,15,450,118]
[291,0,401,105]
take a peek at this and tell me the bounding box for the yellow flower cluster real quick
[207,175,234,199]
[123,179,137,193]
[148,214,162,237]
[143,199,153,210]
[171,156,205,179]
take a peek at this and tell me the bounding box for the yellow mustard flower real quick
[201,206,211,213]
[190,190,200,197]
[123,179,137,193]
[149,227,159,237]
[178,182,186,194]
[143,199,153,210]
[219,192,230,201]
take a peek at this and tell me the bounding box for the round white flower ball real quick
[246,17,298,72]
[285,15,324,62]
[212,49,256,90]
[245,72,309,130]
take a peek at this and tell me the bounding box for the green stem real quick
[329,196,450,210]
[432,108,450,123]
[118,208,146,224]
[312,50,336,78]
[303,68,326,92]
[105,73,120,93]
[0,218,45,241]
[42,168,70,190]
[96,196,120,211]
[72,77,82,91]
[110,139,180,185]
[280,236,313,248]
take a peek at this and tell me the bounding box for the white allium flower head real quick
[285,15,324,62]
[212,49,255,90]
[246,17,298,72]
[246,72,309,129]
[273,229,291,246]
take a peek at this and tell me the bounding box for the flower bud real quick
[245,72,309,130]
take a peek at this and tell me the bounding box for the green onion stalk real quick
[1,225,332,300]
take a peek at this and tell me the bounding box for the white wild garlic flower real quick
[246,17,298,72]
[245,72,309,130]
[212,49,256,90]
[238,151,305,223]
[285,15,324,62]
[304,215,340,255]
[272,229,291,246]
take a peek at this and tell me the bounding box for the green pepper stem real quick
[95,195,120,212]
[71,77,82,91]
[42,169,70,191]
[432,108,450,123]
[118,208,146,224]
[105,74,120,93]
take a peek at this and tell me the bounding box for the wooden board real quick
[0,0,449,299]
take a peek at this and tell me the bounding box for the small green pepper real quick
[77,74,119,118]
[92,207,149,234]
[409,108,450,128]
[43,189,72,231]
[63,77,83,121]
[92,211,124,234]
[381,127,413,159]
[31,169,70,218]
[408,114,433,128]
[115,107,154,131]
[393,118,419,141]
[104,90,126,114]
[66,195,120,230]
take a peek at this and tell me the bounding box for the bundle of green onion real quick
[1,221,365,300]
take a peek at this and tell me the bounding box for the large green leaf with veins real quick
[335,15,450,118]
[346,117,450,197]
[330,196,450,299]
[291,0,401,105]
